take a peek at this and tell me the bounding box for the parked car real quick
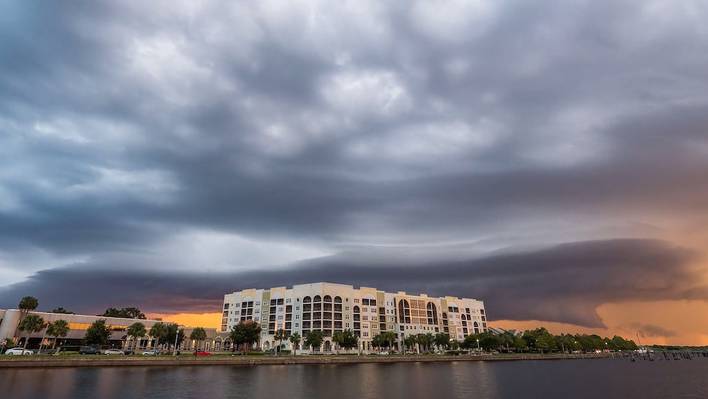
[142,350,160,356]
[377,351,390,355]
[103,349,124,355]
[79,346,102,355]
[5,347,33,355]
[194,351,211,357]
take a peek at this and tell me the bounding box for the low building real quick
[221,282,488,352]
[0,309,219,351]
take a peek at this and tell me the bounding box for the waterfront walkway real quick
[0,353,609,368]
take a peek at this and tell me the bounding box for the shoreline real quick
[0,353,610,368]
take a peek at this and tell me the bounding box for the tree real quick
[102,307,146,319]
[371,334,385,351]
[289,332,302,351]
[449,339,460,350]
[555,334,577,353]
[379,331,397,351]
[522,328,556,353]
[46,320,69,349]
[164,323,185,353]
[15,296,39,340]
[51,307,75,314]
[416,333,434,353]
[476,332,502,351]
[19,296,39,313]
[127,322,147,351]
[190,327,207,351]
[462,334,480,350]
[18,314,45,349]
[148,322,168,349]
[371,332,396,352]
[304,330,324,353]
[229,321,262,354]
[85,319,111,346]
[333,329,358,352]
[511,335,527,352]
[434,332,451,351]
[534,331,557,353]
[273,329,288,355]
[403,335,417,352]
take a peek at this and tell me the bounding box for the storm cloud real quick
[2,238,705,328]
[1,1,708,328]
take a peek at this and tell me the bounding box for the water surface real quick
[2,358,706,399]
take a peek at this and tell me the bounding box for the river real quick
[2,358,706,399]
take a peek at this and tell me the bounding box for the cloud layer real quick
[2,239,705,328]
[1,1,708,331]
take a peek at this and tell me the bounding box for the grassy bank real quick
[0,352,610,368]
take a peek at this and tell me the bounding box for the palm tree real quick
[46,320,70,349]
[149,322,167,349]
[434,332,450,351]
[15,296,39,340]
[273,329,288,356]
[289,332,301,352]
[127,322,147,351]
[404,335,417,353]
[380,331,397,352]
[189,327,207,351]
[19,314,45,350]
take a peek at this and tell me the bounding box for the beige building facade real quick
[221,282,488,352]
[0,309,219,351]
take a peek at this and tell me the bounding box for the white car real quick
[142,350,160,356]
[103,349,124,355]
[5,347,33,355]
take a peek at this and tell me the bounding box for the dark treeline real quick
[460,327,638,352]
[386,327,639,353]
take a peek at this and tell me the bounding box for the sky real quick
[1,1,708,345]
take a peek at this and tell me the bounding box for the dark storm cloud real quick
[2,239,704,327]
[632,323,677,338]
[1,1,708,325]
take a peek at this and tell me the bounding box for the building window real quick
[427,302,439,325]
[398,299,411,324]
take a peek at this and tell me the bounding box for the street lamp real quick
[476,338,480,351]
[173,326,181,356]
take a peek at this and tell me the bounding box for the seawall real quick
[0,353,610,368]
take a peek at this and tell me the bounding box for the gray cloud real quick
[1,1,708,326]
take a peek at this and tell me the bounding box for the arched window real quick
[473,321,478,327]
[426,302,438,325]
[398,299,410,324]
[313,295,322,303]
[323,295,332,303]
[353,306,360,313]
[334,296,342,303]
[303,296,312,303]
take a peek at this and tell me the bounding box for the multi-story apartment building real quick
[221,282,487,352]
